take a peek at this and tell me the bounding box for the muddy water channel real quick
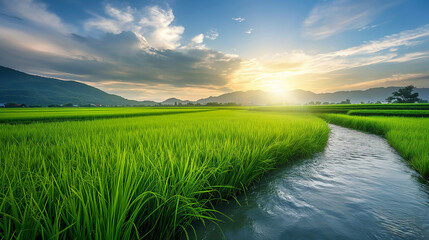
[192,125,429,240]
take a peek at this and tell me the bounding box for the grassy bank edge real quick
[347,110,429,117]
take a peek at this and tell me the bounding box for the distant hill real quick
[161,98,192,105]
[190,88,429,105]
[196,90,272,105]
[289,87,429,104]
[0,66,152,106]
[1,65,428,106]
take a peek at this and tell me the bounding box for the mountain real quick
[2,65,428,106]
[196,90,273,105]
[288,87,429,104]
[161,98,192,105]
[0,66,147,106]
[192,87,429,105]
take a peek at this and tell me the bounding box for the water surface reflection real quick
[192,125,429,240]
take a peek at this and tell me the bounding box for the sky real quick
[0,0,429,101]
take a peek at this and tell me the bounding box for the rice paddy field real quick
[0,107,210,124]
[1,105,428,239]
[347,109,429,117]
[252,103,429,114]
[0,109,329,239]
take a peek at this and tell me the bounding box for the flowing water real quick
[191,125,429,240]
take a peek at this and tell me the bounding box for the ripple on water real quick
[189,125,429,240]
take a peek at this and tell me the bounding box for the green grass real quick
[0,110,329,239]
[251,103,429,114]
[0,107,210,123]
[347,109,429,117]
[321,114,429,179]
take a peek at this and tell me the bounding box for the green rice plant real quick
[0,110,329,239]
[321,114,429,179]
[251,103,429,114]
[347,109,429,117]
[0,107,210,124]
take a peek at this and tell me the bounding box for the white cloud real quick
[358,23,381,32]
[84,5,137,34]
[191,33,204,44]
[85,5,184,50]
[232,17,245,22]
[303,0,393,39]
[245,28,253,34]
[206,29,219,40]
[325,24,429,57]
[139,6,184,49]
[106,5,134,23]
[0,0,68,32]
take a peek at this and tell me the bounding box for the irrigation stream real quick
[190,125,429,239]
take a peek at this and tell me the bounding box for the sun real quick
[258,80,290,95]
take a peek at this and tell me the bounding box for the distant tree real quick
[375,101,382,104]
[315,101,321,105]
[5,102,23,108]
[5,102,16,107]
[339,99,351,104]
[223,102,240,106]
[323,102,330,105]
[417,99,428,103]
[386,85,421,103]
[206,102,221,106]
[64,103,73,107]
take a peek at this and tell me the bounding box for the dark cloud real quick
[0,28,241,88]
[0,1,241,96]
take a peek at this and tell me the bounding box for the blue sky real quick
[1,0,429,101]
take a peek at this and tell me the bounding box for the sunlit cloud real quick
[85,5,184,50]
[329,73,429,91]
[0,1,242,100]
[87,81,232,101]
[191,33,204,44]
[233,24,429,92]
[387,52,429,63]
[245,28,253,34]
